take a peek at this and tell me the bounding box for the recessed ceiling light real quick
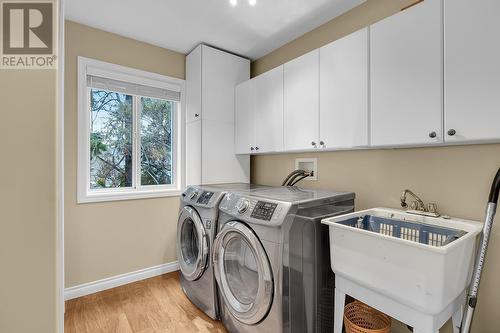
[230,0,237,6]
[248,0,256,6]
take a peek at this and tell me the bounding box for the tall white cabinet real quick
[186,47,203,185]
[284,50,320,151]
[444,0,500,142]
[186,44,250,185]
[319,28,369,149]
[370,0,443,146]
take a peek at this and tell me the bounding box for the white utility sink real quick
[322,208,482,316]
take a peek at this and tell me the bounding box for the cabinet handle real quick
[311,141,317,148]
[319,140,325,147]
[250,147,254,151]
[428,131,437,138]
[194,113,200,118]
[255,147,260,151]
[447,129,456,136]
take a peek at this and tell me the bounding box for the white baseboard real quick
[64,261,179,300]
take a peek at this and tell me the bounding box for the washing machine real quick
[213,186,355,332]
[177,183,267,319]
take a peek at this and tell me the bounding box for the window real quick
[78,57,185,202]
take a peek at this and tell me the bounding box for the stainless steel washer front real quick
[177,206,209,281]
[213,221,273,325]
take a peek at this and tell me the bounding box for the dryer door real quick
[213,221,273,325]
[177,206,208,281]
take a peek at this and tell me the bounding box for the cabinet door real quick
[284,50,320,151]
[320,28,369,149]
[235,79,255,154]
[445,0,500,142]
[202,119,250,184]
[201,45,250,184]
[186,120,201,186]
[186,45,202,123]
[370,0,442,146]
[255,65,284,153]
[202,45,250,122]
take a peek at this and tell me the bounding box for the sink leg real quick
[334,288,346,333]
[452,305,463,333]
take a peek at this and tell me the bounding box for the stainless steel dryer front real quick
[213,187,355,332]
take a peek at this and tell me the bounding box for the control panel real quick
[197,191,214,205]
[182,187,220,207]
[251,201,278,221]
[219,194,289,226]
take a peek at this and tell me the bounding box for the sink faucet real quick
[400,189,425,210]
[400,189,439,217]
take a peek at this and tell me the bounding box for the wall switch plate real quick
[295,158,317,181]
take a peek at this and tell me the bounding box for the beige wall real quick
[252,0,416,76]
[251,145,500,332]
[251,1,500,332]
[0,70,57,331]
[65,21,185,287]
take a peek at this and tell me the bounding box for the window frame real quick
[77,56,185,203]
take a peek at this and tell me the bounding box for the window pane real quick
[89,89,133,189]
[141,97,174,186]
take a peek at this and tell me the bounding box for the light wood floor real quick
[65,271,227,333]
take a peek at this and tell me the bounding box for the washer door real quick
[177,206,208,281]
[213,221,273,325]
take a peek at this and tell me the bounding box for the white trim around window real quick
[77,56,185,203]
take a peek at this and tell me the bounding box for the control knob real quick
[236,199,250,214]
[189,191,199,200]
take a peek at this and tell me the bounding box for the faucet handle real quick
[427,202,438,214]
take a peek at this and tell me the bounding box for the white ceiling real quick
[66,0,364,60]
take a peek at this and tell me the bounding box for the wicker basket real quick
[344,301,391,333]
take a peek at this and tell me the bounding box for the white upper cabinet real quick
[284,50,320,151]
[254,65,284,153]
[235,79,255,154]
[233,0,500,154]
[320,28,369,149]
[444,0,500,142]
[370,0,443,146]
[235,65,283,154]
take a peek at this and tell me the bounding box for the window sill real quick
[77,188,183,204]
